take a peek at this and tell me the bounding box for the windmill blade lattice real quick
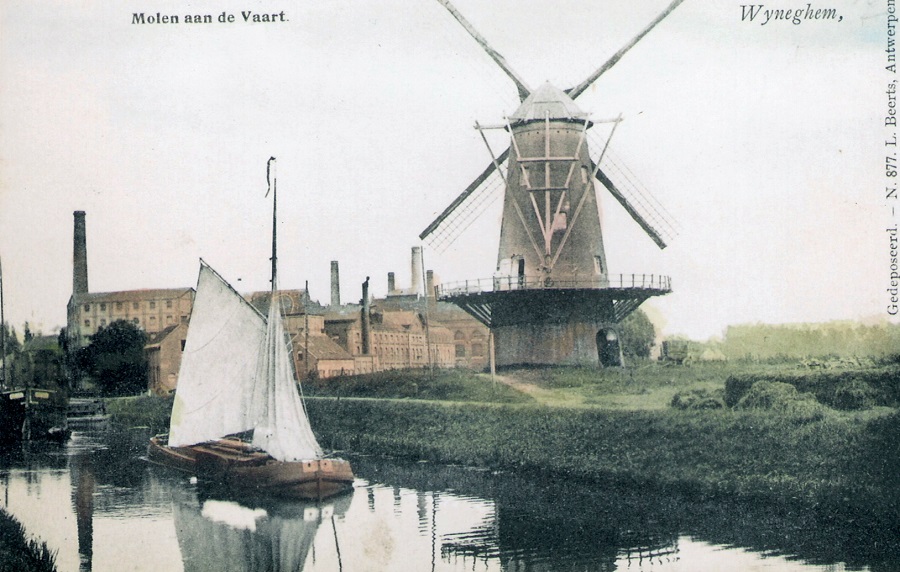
[420,161,506,252]
[589,132,680,248]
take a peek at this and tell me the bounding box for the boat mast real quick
[267,157,278,292]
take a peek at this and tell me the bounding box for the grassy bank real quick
[107,363,900,513]
[305,368,533,403]
[0,508,56,572]
[307,397,898,511]
[106,394,172,433]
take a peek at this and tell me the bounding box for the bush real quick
[736,381,827,423]
[724,375,757,407]
[670,388,725,410]
[832,379,878,411]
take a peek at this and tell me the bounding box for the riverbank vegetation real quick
[108,359,900,518]
[306,395,898,511]
[305,368,532,403]
[0,508,56,572]
[107,394,172,433]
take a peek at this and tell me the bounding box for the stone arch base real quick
[493,321,621,367]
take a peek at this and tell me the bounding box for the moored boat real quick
[0,387,70,444]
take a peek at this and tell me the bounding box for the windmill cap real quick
[508,82,591,127]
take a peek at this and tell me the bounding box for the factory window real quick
[181,315,188,323]
[133,302,139,310]
[84,319,90,327]
[594,256,604,275]
[454,330,466,341]
[100,319,107,327]
[471,343,484,357]
[150,316,157,324]
[83,304,90,312]
[150,301,156,309]
[166,300,173,309]
[166,315,174,324]
[455,344,466,358]
[116,302,123,310]
[100,303,106,311]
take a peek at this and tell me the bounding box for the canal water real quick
[0,427,893,571]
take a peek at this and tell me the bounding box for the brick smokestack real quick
[411,246,422,297]
[330,260,340,307]
[387,272,395,294]
[426,269,437,309]
[73,211,88,295]
[426,270,435,299]
[361,277,371,355]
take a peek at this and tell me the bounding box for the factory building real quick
[66,212,195,349]
[145,322,188,395]
[66,212,490,394]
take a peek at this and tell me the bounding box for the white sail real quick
[251,293,323,461]
[168,262,267,447]
[169,261,323,462]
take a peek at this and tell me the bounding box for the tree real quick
[80,320,148,396]
[619,309,656,359]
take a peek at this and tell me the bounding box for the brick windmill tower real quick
[420,0,682,367]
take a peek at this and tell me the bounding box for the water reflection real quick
[175,490,351,571]
[0,429,895,571]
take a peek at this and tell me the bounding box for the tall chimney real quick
[330,260,341,307]
[426,270,435,299]
[387,272,395,294]
[73,211,88,295]
[361,277,371,355]
[426,270,437,308]
[410,246,422,297]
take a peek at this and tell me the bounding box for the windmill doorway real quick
[596,329,622,367]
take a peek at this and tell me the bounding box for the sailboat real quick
[148,158,354,500]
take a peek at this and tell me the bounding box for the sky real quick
[0,0,891,340]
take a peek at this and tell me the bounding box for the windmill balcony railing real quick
[436,274,672,297]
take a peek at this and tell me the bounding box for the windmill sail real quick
[423,0,683,253]
[566,0,687,99]
[168,262,323,462]
[591,140,680,249]
[419,150,508,250]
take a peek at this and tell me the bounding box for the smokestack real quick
[426,270,435,300]
[426,270,437,309]
[330,261,341,307]
[387,272,395,294]
[73,211,88,295]
[361,277,371,355]
[411,246,422,297]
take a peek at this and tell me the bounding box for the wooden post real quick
[489,330,496,392]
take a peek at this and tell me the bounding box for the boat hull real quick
[148,436,354,500]
[0,388,69,444]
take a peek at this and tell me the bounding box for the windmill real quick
[420,0,682,367]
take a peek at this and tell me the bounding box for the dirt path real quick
[484,373,582,406]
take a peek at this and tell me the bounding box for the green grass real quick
[106,394,173,433]
[308,397,899,511]
[305,368,533,404]
[105,361,900,513]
